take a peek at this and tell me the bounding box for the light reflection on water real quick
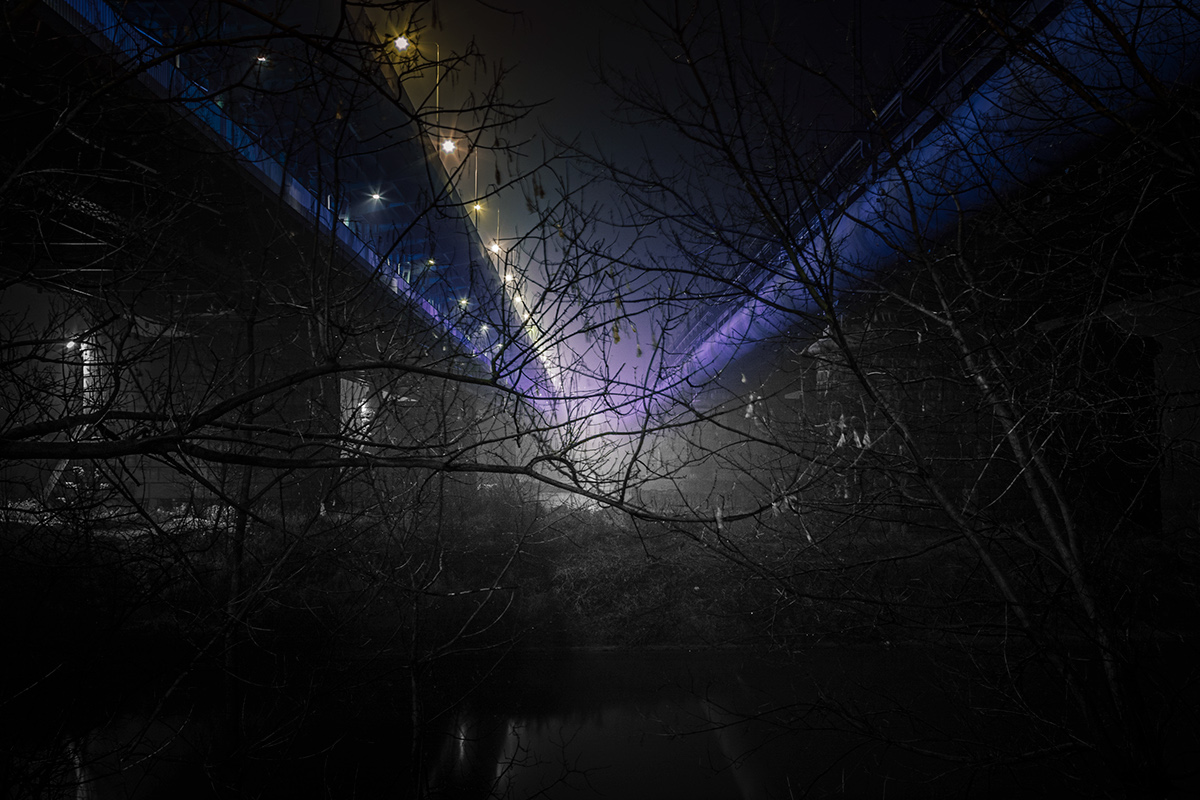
[530,703,788,799]
[432,703,786,799]
[422,651,845,799]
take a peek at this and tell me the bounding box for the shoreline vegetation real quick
[8,491,1197,654]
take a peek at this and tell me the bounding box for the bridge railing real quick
[41,0,562,393]
[664,1,1064,381]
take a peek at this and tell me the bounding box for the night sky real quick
[434,0,944,238]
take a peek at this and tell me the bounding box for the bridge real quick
[2,0,1197,513]
[41,0,554,397]
[2,0,561,507]
[662,0,1200,397]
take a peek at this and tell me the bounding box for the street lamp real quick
[440,138,456,154]
[394,36,409,52]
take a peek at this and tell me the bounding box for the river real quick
[5,644,1120,798]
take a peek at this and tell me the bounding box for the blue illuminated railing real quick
[668,0,1200,388]
[44,0,500,374]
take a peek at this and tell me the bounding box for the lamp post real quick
[394,34,453,155]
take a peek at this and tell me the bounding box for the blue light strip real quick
[44,0,556,403]
[670,0,1200,394]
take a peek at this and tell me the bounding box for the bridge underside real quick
[671,0,1200,397]
[1,1,547,509]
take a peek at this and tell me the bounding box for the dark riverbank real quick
[5,502,1199,798]
[7,625,1199,799]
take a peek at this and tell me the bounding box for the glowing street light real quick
[491,243,502,255]
[370,192,382,200]
[394,36,409,52]
[441,138,456,154]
